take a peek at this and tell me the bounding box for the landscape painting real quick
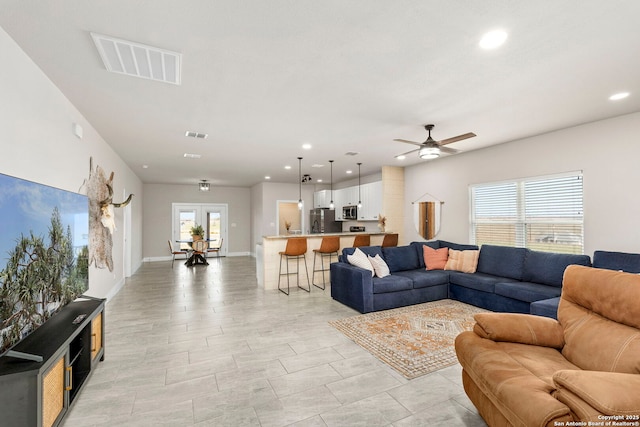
[0,173,89,355]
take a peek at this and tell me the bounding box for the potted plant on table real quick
[190,224,205,241]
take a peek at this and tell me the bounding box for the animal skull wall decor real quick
[81,157,133,271]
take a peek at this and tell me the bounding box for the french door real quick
[172,203,228,256]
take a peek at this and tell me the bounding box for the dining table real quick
[176,239,211,266]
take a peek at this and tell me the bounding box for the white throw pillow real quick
[347,248,374,276]
[368,254,390,278]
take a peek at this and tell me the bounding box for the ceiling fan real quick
[394,124,476,160]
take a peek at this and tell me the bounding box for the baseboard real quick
[104,276,126,303]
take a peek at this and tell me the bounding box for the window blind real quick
[470,172,583,254]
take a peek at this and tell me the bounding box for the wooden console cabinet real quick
[0,298,105,427]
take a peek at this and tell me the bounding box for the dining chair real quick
[206,238,223,258]
[190,239,209,266]
[168,240,188,268]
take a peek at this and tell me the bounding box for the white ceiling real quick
[1,1,639,187]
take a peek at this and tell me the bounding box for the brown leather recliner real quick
[455,265,640,426]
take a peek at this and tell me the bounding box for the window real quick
[470,172,584,254]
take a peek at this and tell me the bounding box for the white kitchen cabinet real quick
[358,181,383,221]
[313,190,330,209]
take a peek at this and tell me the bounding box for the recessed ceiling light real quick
[142,164,149,168]
[479,30,508,49]
[609,92,630,101]
[311,164,325,168]
[317,179,323,183]
[265,176,271,180]
[396,155,406,160]
[346,170,353,174]
[302,143,312,150]
[183,153,201,159]
[284,165,292,170]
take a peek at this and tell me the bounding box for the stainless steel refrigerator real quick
[309,208,342,233]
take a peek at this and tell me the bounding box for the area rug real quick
[329,299,488,379]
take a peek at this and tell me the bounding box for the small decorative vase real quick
[192,234,202,241]
[378,224,385,232]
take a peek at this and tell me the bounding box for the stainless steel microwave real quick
[343,205,357,220]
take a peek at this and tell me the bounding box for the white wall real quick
[142,183,251,259]
[250,181,315,249]
[0,26,144,300]
[404,112,640,255]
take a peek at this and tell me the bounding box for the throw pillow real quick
[445,249,480,273]
[347,248,374,276]
[368,254,390,278]
[423,245,449,270]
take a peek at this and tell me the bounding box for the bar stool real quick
[278,237,310,295]
[381,233,399,247]
[312,236,340,290]
[352,234,370,248]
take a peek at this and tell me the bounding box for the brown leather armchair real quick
[455,265,640,426]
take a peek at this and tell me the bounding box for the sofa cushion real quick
[438,240,479,251]
[448,271,516,293]
[476,245,527,280]
[382,245,421,273]
[410,241,439,268]
[371,274,413,294]
[444,249,479,273]
[394,269,450,289]
[523,250,591,287]
[423,246,449,270]
[346,248,374,276]
[530,297,561,319]
[494,281,562,303]
[368,254,390,278]
[593,250,640,273]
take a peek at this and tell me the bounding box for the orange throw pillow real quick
[423,245,449,270]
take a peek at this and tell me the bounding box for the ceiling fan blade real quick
[439,132,476,146]
[439,146,459,154]
[395,148,420,158]
[393,138,423,147]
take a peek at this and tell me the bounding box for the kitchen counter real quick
[257,232,390,290]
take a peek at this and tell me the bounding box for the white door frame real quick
[172,203,228,256]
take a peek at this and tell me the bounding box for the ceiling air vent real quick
[185,131,208,139]
[91,32,182,85]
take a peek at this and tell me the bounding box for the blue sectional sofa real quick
[330,240,592,316]
[530,249,640,318]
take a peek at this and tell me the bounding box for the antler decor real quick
[81,157,134,271]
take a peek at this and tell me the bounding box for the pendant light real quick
[329,160,335,209]
[297,157,303,210]
[357,162,362,209]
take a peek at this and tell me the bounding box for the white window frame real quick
[469,171,584,254]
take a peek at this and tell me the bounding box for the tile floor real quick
[63,256,487,426]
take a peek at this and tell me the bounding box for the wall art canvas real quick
[0,173,89,354]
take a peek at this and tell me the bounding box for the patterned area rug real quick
[329,299,487,379]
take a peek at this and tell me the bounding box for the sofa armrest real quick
[553,370,640,420]
[473,312,564,349]
[330,262,374,313]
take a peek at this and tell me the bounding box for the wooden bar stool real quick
[352,234,370,248]
[278,237,310,295]
[312,236,340,290]
[381,233,399,247]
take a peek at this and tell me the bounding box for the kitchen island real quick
[257,232,388,290]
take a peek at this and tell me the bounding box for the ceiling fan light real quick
[419,146,440,159]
